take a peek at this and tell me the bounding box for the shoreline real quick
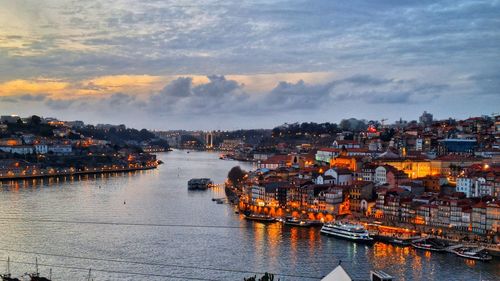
[227,186,500,257]
[0,165,158,182]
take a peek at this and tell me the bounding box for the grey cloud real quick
[160,77,192,98]
[105,93,137,107]
[262,80,333,110]
[1,0,499,128]
[45,98,75,110]
[144,74,449,116]
[18,93,49,101]
[0,93,49,103]
[340,75,396,87]
[1,0,496,81]
[0,97,18,103]
[149,75,248,115]
[467,73,500,96]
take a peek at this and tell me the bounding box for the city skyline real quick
[0,0,499,130]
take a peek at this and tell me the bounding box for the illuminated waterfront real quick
[0,150,498,280]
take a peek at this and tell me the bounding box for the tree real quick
[31,115,42,125]
[228,166,246,188]
[380,128,395,142]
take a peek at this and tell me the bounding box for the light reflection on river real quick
[0,150,498,280]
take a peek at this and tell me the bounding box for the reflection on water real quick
[0,150,498,281]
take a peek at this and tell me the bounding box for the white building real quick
[332,140,361,149]
[456,177,474,197]
[48,144,72,155]
[456,176,494,198]
[315,148,338,163]
[34,144,48,154]
[416,138,423,151]
[0,145,34,155]
[476,177,493,197]
[324,168,353,186]
[375,166,389,184]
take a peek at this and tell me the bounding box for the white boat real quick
[320,222,374,244]
[453,247,493,261]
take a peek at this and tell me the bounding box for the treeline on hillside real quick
[1,115,168,148]
[272,122,340,139]
[215,129,271,146]
[1,116,54,137]
[270,119,386,139]
[75,126,167,146]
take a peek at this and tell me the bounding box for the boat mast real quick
[6,256,10,276]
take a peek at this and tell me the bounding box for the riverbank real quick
[0,163,159,182]
[230,191,500,257]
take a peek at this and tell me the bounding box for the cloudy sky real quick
[0,0,499,130]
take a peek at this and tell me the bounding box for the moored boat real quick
[411,238,446,252]
[27,259,51,281]
[452,247,493,262]
[371,234,414,246]
[188,178,213,190]
[244,214,276,222]
[390,237,413,246]
[1,257,20,281]
[320,221,374,244]
[284,218,312,227]
[306,220,324,226]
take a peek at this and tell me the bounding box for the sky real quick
[0,0,499,130]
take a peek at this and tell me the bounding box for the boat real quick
[284,217,312,227]
[307,220,325,227]
[244,214,276,222]
[411,238,446,252]
[371,234,414,246]
[1,257,20,281]
[27,259,51,281]
[1,274,19,281]
[452,247,493,261]
[320,221,374,244]
[187,178,213,190]
[389,237,413,246]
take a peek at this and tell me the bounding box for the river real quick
[0,150,498,281]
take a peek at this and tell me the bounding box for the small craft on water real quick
[320,221,374,244]
[188,178,213,190]
[452,247,493,262]
[283,217,312,227]
[1,257,20,281]
[411,238,446,252]
[244,213,276,222]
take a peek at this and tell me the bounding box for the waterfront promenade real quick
[0,161,159,181]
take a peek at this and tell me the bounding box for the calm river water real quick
[0,150,498,281]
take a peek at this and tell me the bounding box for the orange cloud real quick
[0,72,336,99]
[76,75,167,95]
[0,79,69,96]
